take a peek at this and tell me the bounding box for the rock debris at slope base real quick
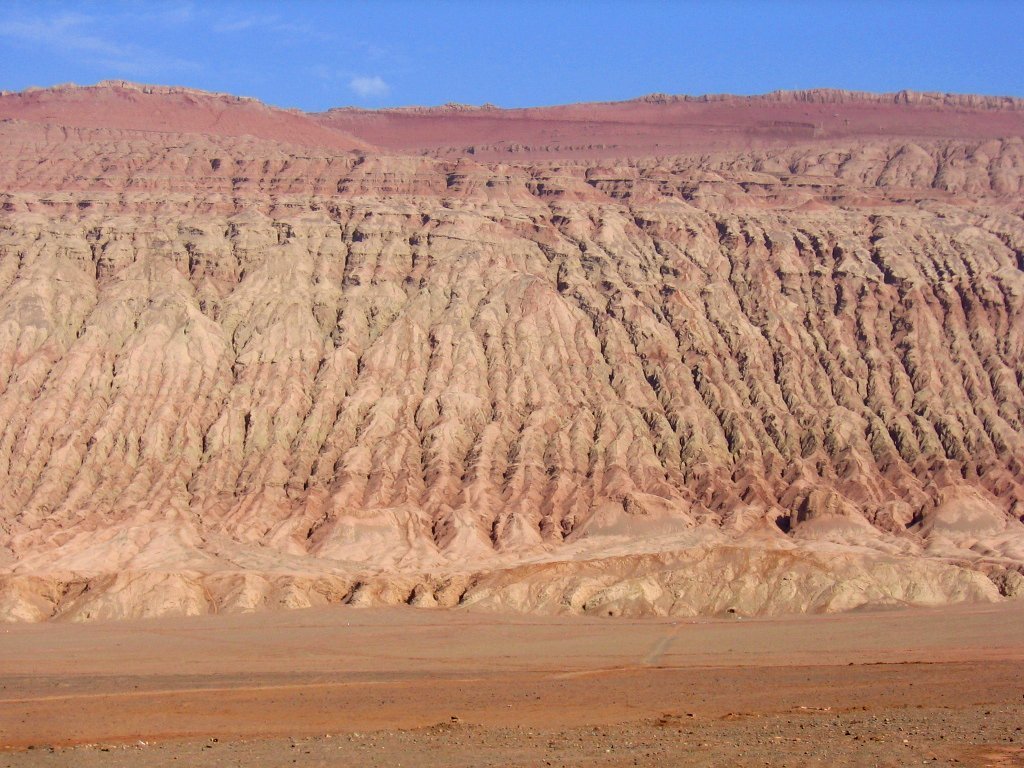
[0,85,1023,620]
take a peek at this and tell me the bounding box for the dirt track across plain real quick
[1,601,1023,766]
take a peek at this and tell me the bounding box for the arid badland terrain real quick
[1,81,1024,767]
[1,82,1023,621]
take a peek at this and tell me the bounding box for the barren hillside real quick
[0,82,1023,621]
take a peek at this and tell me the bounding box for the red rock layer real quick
[319,88,1024,159]
[0,81,373,152]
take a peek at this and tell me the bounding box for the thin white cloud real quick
[0,13,120,57]
[207,11,329,41]
[150,3,195,26]
[349,75,389,98]
[212,14,278,34]
[0,10,197,77]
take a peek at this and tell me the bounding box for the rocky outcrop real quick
[0,85,1022,621]
[644,88,1024,111]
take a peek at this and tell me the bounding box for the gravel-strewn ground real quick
[2,604,1023,767]
[6,705,1024,768]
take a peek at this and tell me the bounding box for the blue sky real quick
[1,1,1022,111]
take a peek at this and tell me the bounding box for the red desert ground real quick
[0,81,1023,766]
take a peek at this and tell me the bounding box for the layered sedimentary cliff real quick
[1,83,1023,621]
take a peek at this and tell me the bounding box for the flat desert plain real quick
[1,602,1023,767]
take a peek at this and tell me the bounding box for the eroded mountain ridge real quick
[0,83,1023,620]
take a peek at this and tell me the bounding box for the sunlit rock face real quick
[1,82,1023,621]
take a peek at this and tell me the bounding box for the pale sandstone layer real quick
[0,83,1023,620]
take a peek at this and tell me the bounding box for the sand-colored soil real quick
[1,602,1022,766]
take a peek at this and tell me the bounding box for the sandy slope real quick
[0,81,373,152]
